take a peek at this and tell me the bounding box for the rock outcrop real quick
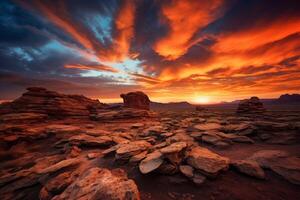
[237,97,266,114]
[121,91,150,110]
[0,87,105,119]
[52,168,140,200]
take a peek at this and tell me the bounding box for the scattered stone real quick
[179,165,194,178]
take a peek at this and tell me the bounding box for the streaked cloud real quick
[1,0,299,103]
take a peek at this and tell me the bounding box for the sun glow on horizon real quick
[191,96,212,104]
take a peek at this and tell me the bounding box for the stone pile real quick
[237,96,266,114]
[104,134,230,185]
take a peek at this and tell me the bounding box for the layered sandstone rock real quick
[52,168,140,200]
[237,97,266,114]
[0,87,106,119]
[121,91,150,110]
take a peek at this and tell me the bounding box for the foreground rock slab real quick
[249,150,300,184]
[187,146,230,176]
[52,167,140,200]
[231,160,265,179]
[139,151,163,174]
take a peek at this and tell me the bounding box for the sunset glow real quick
[1,0,299,103]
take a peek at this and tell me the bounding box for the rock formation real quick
[1,88,300,199]
[0,87,106,119]
[121,91,150,110]
[236,96,266,114]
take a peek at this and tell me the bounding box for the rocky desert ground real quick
[0,88,300,200]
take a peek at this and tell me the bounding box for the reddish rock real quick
[237,97,266,114]
[121,91,150,110]
[52,167,140,200]
[0,87,106,118]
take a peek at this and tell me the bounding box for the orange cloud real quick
[153,0,224,60]
[212,17,300,53]
[101,0,136,61]
[64,64,118,73]
[159,19,300,80]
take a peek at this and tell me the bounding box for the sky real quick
[0,0,300,104]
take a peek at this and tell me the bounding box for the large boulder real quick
[0,87,106,118]
[237,97,266,114]
[52,168,140,200]
[186,146,229,177]
[120,91,150,110]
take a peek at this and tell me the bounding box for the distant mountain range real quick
[150,94,300,111]
[226,94,300,105]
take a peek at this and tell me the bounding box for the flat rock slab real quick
[159,142,187,154]
[139,151,163,174]
[194,123,221,131]
[249,150,289,168]
[249,150,300,184]
[270,157,300,185]
[68,134,113,147]
[0,113,48,122]
[45,125,81,134]
[116,140,151,160]
[187,146,229,176]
